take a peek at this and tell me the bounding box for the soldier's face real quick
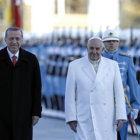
[103,40,119,51]
[87,39,104,61]
[5,30,23,54]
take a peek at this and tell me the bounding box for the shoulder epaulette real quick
[119,52,131,57]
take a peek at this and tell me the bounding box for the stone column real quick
[57,0,65,16]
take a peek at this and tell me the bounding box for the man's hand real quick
[68,121,77,133]
[116,120,123,131]
[32,116,40,126]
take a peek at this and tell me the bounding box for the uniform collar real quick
[103,49,119,59]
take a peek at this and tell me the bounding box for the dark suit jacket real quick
[0,47,42,140]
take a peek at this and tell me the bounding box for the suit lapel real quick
[82,56,96,82]
[95,56,109,83]
[16,48,28,66]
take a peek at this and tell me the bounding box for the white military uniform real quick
[65,56,127,140]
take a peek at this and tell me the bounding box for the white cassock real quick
[65,56,127,140]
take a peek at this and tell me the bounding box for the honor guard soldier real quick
[118,34,129,53]
[102,29,140,140]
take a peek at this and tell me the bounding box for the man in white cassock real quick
[65,37,127,140]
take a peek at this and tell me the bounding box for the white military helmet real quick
[102,29,119,42]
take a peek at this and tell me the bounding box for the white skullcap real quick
[88,36,102,42]
[87,36,103,47]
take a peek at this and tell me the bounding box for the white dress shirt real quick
[89,58,101,73]
[7,48,19,62]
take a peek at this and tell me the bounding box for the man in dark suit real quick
[0,27,42,140]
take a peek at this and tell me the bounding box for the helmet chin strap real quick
[104,47,118,55]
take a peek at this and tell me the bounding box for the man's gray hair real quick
[5,27,23,38]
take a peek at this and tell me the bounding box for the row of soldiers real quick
[20,29,140,112]
[23,40,86,111]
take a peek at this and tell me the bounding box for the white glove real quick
[131,109,139,121]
